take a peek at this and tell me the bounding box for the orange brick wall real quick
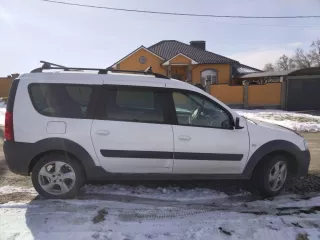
[210,84,243,104]
[248,83,281,105]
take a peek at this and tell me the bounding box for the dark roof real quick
[232,64,262,77]
[241,69,296,78]
[148,40,239,64]
[241,67,320,78]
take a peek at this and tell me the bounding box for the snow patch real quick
[236,109,320,132]
[1,185,320,239]
[1,194,320,240]
[0,104,5,126]
[0,186,36,195]
[84,184,228,201]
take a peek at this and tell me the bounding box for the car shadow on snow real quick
[23,185,320,239]
[21,175,320,238]
[21,180,248,238]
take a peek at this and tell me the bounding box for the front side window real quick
[103,87,164,124]
[172,91,232,129]
[29,83,93,118]
[201,69,217,85]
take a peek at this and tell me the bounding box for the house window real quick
[139,56,147,64]
[201,69,217,85]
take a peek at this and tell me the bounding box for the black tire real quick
[253,155,289,197]
[31,153,85,199]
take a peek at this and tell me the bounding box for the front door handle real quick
[95,130,110,136]
[178,135,191,141]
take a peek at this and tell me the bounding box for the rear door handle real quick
[178,135,191,141]
[95,130,110,136]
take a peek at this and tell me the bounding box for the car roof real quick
[18,71,201,92]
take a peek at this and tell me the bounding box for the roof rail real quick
[30,61,169,79]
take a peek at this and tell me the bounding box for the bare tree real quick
[263,63,275,71]
[292,48,312,68]
[265,39,320,71]
[275,54,296,70]
[309,39,320,67]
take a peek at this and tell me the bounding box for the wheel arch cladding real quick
[28,138,97,177]
[243,140,303,178]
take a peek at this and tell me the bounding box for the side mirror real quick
[235,117,244,129]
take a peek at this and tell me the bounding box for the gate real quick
[286,76,320,111]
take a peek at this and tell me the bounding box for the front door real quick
[91,85,174,173]
[170,90,249,174]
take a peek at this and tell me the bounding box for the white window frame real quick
[201,69,218,85]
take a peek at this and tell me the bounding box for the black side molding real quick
[175,152,243,161]
[100,150,172,159]
[100,149,243,161]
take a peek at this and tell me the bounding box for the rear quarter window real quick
[28,83,94,119]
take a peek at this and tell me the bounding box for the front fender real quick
[242,140,310,178]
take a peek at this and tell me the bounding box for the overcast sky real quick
[1,0,320,75]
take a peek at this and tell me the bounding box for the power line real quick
[40,0,320,19]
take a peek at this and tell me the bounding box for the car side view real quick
[4,61,310,199]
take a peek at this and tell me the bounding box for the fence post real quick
[205,80,211,93]
[280,77,287,110]
[243,81,249,109]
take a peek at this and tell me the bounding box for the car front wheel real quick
[31,153,85,199]
[254,155,288,197]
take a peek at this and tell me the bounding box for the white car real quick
[4,62,310,199]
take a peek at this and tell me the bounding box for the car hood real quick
[246,118,296,134]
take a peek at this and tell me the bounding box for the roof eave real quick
[162,53,198,65]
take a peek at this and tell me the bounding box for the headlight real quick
[303,139,309,150]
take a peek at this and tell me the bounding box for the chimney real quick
[190,41,206,50]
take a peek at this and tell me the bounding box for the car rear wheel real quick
[31,153,85,199]
[254,155,288,197]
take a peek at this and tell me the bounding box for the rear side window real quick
[102,87,165,124]
[28,83,93,118]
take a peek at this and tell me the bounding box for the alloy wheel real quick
[268,161,287,192]
[38,161,76,195]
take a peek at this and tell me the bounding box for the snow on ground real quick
[0,186,37,195]
[236,109,320,132]
[0,101,6,126]
[1,185,320,240]
[84,184,229,202]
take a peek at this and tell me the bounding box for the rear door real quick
[91,84,174,173]
[170,90,250,174]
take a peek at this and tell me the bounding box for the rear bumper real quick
[297,149,310,177]
[3,141,32,176]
